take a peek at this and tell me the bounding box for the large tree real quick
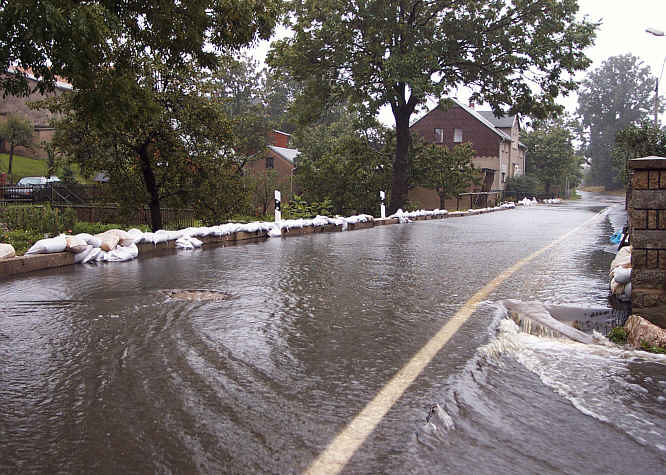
[522,118,583,194]
[0,115,33,178]
[577,54,657,189]
[1,1,281,96]
[270,0,596,213]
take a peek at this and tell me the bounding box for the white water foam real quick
[479,303,666,455]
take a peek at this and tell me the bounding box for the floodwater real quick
[1,193,664,474]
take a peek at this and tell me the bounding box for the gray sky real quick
[252,0,666,126]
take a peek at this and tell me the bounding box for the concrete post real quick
[628,156,666,327]
[379,191,386,219]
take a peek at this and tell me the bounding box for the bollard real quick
[274,190,282,222]
[379,190,386,219]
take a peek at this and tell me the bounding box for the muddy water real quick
[1,193,664,473]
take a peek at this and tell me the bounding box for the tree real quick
[522,119,583,195]
[270,0,596,213]
[0,115,33,177]
[292,112,392,215]
[411,140,479,209]
[1,1,281,96]
[614,121,666,185]
[44,58,245,230]
[577,54,657,189]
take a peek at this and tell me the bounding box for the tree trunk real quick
[8,143,14,177]
[139,144,162,231]
[389,107,412,214]
[438,190,447,210]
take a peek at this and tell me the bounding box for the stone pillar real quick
[629,156,666,327]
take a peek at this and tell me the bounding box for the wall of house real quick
[411,105,503,157]
[245,149,295,214]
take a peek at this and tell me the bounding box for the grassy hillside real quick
[0,153,87,183]
[0,153,47,180]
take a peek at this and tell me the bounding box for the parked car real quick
[3,176,61,199]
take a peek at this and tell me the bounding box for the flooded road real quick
[1,193,664,474]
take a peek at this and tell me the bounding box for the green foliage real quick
[1,1,282,96]
[245,170,288,217]
[1,204,76,234]
[613,121,666,184]
[71,222,149,235]
[291,111,392,216]
[0,152,46,180]
[608,326,628,345]
[0,115,34,176]
[190,164,251,226]
[505,175,544,196]
[639,341,666,354]
[522,118,584,194]
[577,54,658,189]
[0,229,44,255]
[282,195,334,219]
[271,0,597,212]
[411,139,479,208]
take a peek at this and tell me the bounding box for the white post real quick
[274,190,282,223]
[379,191,386,219]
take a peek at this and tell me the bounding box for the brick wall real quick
[629,156,666,325]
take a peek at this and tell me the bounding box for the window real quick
[434,128,444,143]
[453,128,463,142]
[266,157,274,169]
[501,172,506,184]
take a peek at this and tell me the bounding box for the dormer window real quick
[434,128,444,143]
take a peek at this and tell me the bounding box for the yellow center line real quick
[305,208,608,475]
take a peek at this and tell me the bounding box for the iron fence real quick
[0,183,107,206]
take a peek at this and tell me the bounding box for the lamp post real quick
[646,28,665,127]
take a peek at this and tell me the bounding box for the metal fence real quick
[0,183,107,206]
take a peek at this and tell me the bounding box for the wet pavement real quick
[1,192,664,474]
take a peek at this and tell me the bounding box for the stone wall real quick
[629,156,666,327]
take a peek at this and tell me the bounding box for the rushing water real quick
[1,193,664,474]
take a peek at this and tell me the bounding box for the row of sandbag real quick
[389,203,516,223]
[610,245,632,301]
[519,197,539,206]
[25,229,140,263]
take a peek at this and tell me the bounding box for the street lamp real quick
[646,28,666,126]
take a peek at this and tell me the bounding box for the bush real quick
[505,174,544,196]
[1,204,77,234]
[283,195,334,219]
[608,326,627,345]
[0,229,45,255]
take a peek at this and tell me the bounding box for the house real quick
[245,129,299,213]
[408,98,526,209]
[0,68,72,159]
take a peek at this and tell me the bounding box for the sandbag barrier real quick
[0,203,517,278]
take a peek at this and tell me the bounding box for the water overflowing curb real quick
[0,205,514,279]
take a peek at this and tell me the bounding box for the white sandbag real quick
[0,243,16,259]
[610,278,625,296]
[74,233,100,247]
[127,228,144,243]
[25,234,67,255]
[65,235,88,254]
[73,245,93,263]
[95,231,120,252]
[268,224,282,237]
[175,236,203,249]
[81,247,102,263]
[610,246,631,270]
[103,229,134,247]
[103,243,139,262]
[613,266,632,284]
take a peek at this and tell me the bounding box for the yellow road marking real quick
[305,208,607,474]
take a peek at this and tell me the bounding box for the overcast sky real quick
[252,0,666,126]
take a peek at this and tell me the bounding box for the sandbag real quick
[127,228,144,244]
[0,243,16,259]
[95,232,120,252]
[81,247,102,264]
[103,243,139,262]
[25,234,67,255]
[65,235,88,254]
[76,233,101,248]
[613,266,632,284]
[73,245,93,263]
[103,229,134,247]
